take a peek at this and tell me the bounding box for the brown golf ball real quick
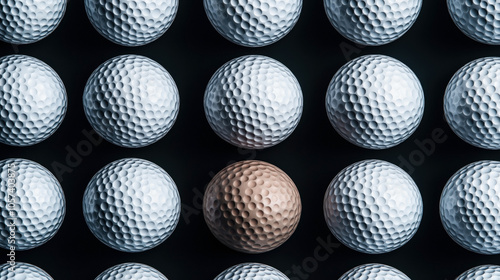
[203,160,301,254]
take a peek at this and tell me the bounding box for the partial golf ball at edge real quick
[338,263,411,280]
[0,262,53,280]
[95,263,168,280]
[214,263,289,280]
[455,265,500,280]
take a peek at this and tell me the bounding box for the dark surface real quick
[1,1,499,279]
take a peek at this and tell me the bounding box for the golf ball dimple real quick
[205,55,303,149]
[324,159,423,254]
[456,265,500,280]
[95,263,168,280]
[0,262,53,280]
[444,57,500,150]
[83,158,181,253]
[448,0,500,45]
[203,160,301,254]
[324,0,422,46]
[83,55,179,148]
[204,0,302,47]
[0,55,67,147]
[440,160,500,255]
[214,263,289,280]
[0,159,65,251]
[0,0,66,44]
[85,0,179,46]
[326,55,424,150]
[338,264,411,280]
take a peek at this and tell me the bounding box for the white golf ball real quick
[95,263,168,280]
[456,265,500,280]
[338,264,411,280]
[0,262,53,280]
[214,263,289,280]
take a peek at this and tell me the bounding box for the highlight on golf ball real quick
[338,263,411,280]
[95,263,168,280]
[324,159,423,254]
[448,0,500,45]
[204,0,302,47]
[444,57,500,150]
[83,54,180,148]
[324,0,422,46]
[204,55,303,149]
[0,159,65,251]
[214,263,289,280]
[0,55,67,146]
[455,265,500,280]
[440,160,500,255]
[84,0,179,46]
[203,160,301,254]
[83,158,181,253]
[0,262,53,280]
[326,55,424,150]
[0,0,66,44]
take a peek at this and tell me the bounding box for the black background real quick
[1,1,500,279]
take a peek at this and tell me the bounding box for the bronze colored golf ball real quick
[203,160,301,254]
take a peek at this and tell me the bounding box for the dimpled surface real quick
[204,0,302,47]
[0,262,53,280]
[0,55,67,146]
[214,263,289,280]
[440,161,500,254]
[444,57,500,149]
[324,0,422,46]
[0,159,65,250]
[326,55,424,149]
[85,0,178,46]
[83,55,179,148]
[448,0,500,44]
[0,0,66,44]
[205,55,303,149]
[324,159,423,254]
[338,264,410,280]
[456,265,500,280]
[95,263,168,280]
[83,158,181,252]
[203,160,301,253]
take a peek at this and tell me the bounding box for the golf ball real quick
[444,57,500,150]
[0,159,65,251]
[324,0,422,46]
[448,0,500,45]
[0,0,66,45]
[440,160,500,255]
[456,265,500,280]
[205,55,303,149]
[83,158,181,252]
[204,0,302,47]
[203,160,301,254]
[84,0,179,46]
[326,55,424,149]
[0,55,67,146]
[214,263,289,280]
[324,159,423,254]
[83,55,179,148]
[95,263,168,280]
[0,262,53,280]
[338,264,410,280]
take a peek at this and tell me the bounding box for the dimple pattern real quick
[0,55,67,146]
[324,159,423,254]
[0,0,66,44]
[95,263,168,280]
[0,159,65,250]
[205,55,303,149]
[204,0,302,47]
[85,0,178,46]
[214,263,289,280]
[0,262,53,280]
[83,55,180,148]
[448,0,500,45]
[456,265,500,280]
[444,57,500,150]
[326,55,424,150]
[440,160,500,255]
[338,263,411,280]
[324,0,422,46]
[83,158,181,253]
[203,160,301,254]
